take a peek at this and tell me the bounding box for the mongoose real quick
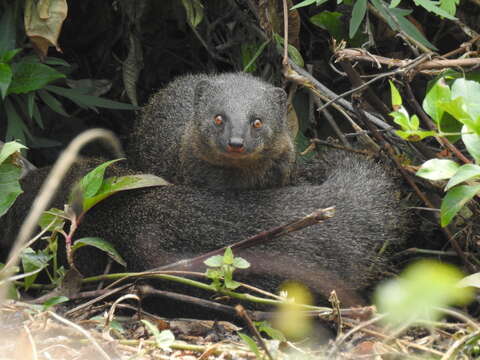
[0,152,408,307]
[127,73,296,189]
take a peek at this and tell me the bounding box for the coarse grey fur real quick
[128,73,296,189]
[0,152,408,307]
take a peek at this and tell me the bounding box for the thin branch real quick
[48,311,112,360]
[155,206,335,271]
[282,0,288,66]
[285,60,393,130]
[336,48,480,72]
[236,305,274,360]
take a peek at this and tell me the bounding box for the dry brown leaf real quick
[24,0,68,58]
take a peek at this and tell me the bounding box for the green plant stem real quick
[13,281,55,290]
[82,272,330,311]
[117,339,230,354]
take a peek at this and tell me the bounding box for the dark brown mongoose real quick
[0,152,408,307]
[127,73,297,189]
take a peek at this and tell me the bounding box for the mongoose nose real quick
[227,137,245,153]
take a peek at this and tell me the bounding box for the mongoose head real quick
[192,73,291,166]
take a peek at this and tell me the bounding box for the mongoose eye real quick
[252,119,263,129]
[214,115,223,126]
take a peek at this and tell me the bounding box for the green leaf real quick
[370,0,396,29]
[82,174,169,213]
[238,333,261,358]
[71,237,126,267]
[205,268,222,285]
[0,62,12,99]
[389,80,402,107]
[410,114,420,129]
[291,0,328,9]
[416,158,460,180]
[0,141,27,165]
[180,0,204,28]
[255,321,287,341]
[389,7,437,50]
[204,255,223,268]
[8,62,65,94]
[4,96,29,145]
[413,0,457,19]
[395,129,436,141]
[273,34,304,67]
[375,260,472,327]
[90,315,125,332]
[224,277,241,290]
[38,89,69,117]
[441,184,480,227]
[450,78,480,131]
[46,85,137,111]
[79,159,124,199]
[462,125,480,164]
[233,257,250,269]
[223,247,234,265]
[42,296,69,311]
[391,107,435,141]
[423,77,451,125]
[141,320,175,351]
[287,44,304,68]
[0,3,16,54]
[26,92,35,118]
[242,40,270,73]
[390,108,411,130]
[0,163,23,218]
[38,208,66,232]
[310,12,345,40]
[21,248,52,290]
[0,49,21,63]
[445,164,480,190]
[439,97,480,135]
[389,0,402,7]
[43,57,71,67]
[350,0,367,38]
[439,0,459,15]
[32,101,43,129]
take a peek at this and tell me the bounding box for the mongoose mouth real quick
[226,145,246,154]
[221,151,251,158]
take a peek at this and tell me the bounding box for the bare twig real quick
[285,61,393,130]
[336,48,480,72]
[23,324,38,360]
[441,35,480,58]
[435,307,480,330]
[48,311,112,360]
[317,53,430,112]
[236,304,274,360]
[282,0,288,66]
[155,207,335,271]
[328,314,387,357]
[140,285,239,317]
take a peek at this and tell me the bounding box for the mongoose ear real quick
[269,87,287,109]
[194,79,215,109]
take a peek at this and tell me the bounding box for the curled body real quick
[0,152,408,306]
